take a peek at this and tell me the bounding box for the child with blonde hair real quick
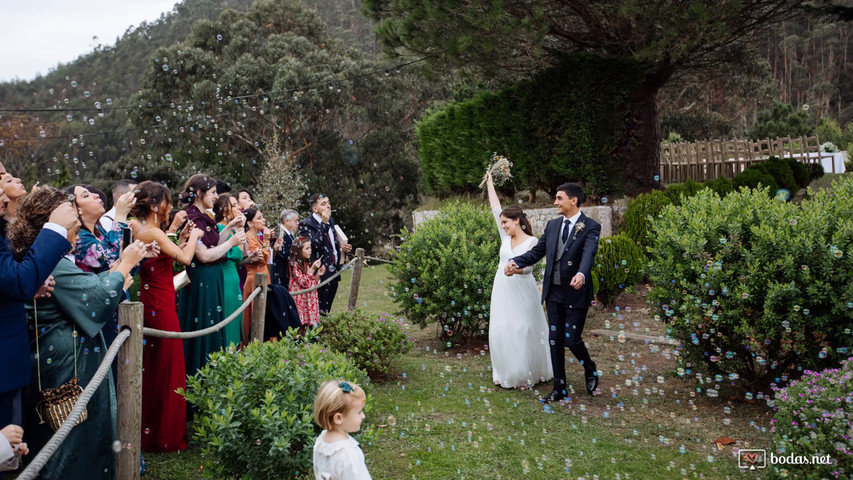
[312,380,371,480]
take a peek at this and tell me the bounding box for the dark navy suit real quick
[270,230,294,289]
[298,215,342,314]
[0,228,70,428]
[512,212,600,393]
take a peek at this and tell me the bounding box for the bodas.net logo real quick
[738,449,767,470]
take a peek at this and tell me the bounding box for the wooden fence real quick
[659,135,838,184]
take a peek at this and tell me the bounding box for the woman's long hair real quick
[130,181,172,230]
[8,187,70,261]
[213,193,235,224]
[178,174,216,206]
[500,205,532,234]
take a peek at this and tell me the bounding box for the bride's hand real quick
[483,172,493,186]
[504,260,517,276]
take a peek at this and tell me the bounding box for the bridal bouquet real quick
[479,152,513,188]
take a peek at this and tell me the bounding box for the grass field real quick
[144,265,779,479]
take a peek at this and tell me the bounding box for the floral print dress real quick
[290,263,320,326]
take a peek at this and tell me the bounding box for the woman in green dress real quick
[213,193,254,348]
[177,175,245,375]
[7,187,148,480]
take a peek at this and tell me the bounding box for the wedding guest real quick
[241,207,270,343]
[0,183,75,460]
[130,181,203,453]
[213,194,250,348]
[65,184,135,274]
[236,189,255,211]
[177,174,245,375]
[99,179,137,232]
[1,173,28,221]
[10,186,147,480]
[289,237,324,327]
[271,209,298,288]
[312,380,371,480]
[299,194,351,314]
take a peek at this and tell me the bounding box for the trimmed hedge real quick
[416,55,645,197]
[622,191,672,249]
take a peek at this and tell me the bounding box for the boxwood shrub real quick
[182,331,373,479]
[647,178,853,397]
[389,202,499,344]
[321,309,414,378]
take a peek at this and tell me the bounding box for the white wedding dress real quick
[489,207,553,388]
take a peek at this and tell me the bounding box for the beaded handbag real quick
[33,300,87,432]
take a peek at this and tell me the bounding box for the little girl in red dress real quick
[289,236,325,325]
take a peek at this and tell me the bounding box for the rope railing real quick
[17,327,132,480]
[142,286,262,339]
[290,257,358,296]
[364,255,395,265]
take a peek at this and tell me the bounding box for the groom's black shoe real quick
[541,389,567,404]
[585,366,599,395]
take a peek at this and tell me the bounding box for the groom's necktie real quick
[561,218,571,244]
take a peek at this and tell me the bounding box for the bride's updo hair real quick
[500,205,532,233]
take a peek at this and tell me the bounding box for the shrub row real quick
[646,177,853,396]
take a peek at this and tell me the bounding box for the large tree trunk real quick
[621,63,674,196]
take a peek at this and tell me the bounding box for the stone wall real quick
[413,206,621,237]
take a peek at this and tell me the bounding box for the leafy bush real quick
[663,179,704,204]
[783,158,810,189]
[592,234,646,306]
[389,202,499,343]
[647,179,853,396]
[622,191,672,248]
[759,157,797,192]
[321,309,414,377]
[733,167,779,194]
[182,330,372,479]
[770,358,853,479]
[703,177,734,197]
[808,162,825,181]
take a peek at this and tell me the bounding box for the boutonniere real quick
[573,221,586,240]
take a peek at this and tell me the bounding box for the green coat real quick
[23,256,124,480]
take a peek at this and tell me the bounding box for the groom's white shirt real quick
[558,211,585,283]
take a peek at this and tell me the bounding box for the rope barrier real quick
[142,286,261,339]
[17,328,132,480]
[364,256,395,265]
[289,258,358,296]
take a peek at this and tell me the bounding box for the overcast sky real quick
[0,0,178,82]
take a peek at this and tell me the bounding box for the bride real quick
[485,173,553,389]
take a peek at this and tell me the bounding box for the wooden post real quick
[347,248,365,310]
[251,273,268,343]
[116,302,144,480]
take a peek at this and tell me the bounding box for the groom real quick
[505,182,601,402]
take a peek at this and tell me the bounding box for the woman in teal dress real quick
[6,187,148,480]
[213,193,252,348]
[177,175,246,375]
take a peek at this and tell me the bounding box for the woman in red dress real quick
[289,236,325,325]
[129,181,203,453]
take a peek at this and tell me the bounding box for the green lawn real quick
[146,265,776,479]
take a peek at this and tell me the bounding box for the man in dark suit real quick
[271,209,299,288]
[298,194,352,314]
[507,182,601,402]
[0,167,78,432]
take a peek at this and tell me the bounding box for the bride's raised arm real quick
[485,173,505,234]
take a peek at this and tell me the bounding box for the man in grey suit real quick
[506,182,601,403]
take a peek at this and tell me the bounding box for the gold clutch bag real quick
[33,300,87,432]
